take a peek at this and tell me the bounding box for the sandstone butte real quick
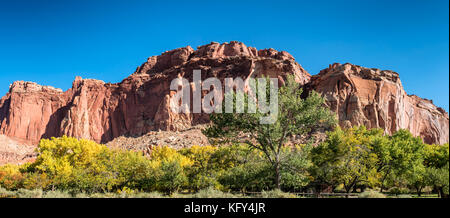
[0,41,448,163]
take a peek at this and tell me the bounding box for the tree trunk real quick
[313,184,322,198]
[345,190,350,198]
[438,187,448,198]
[434,186,441,198]
[275,160,281,190]
[314,184,324,198]
[345,186,352,198]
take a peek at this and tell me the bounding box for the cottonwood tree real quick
[372,130,425,193]
[310,127,381,196]
[423,143,449,198]
[405,162,428,197]
[204,74,336,189]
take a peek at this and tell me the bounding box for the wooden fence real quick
[235,191,360,198]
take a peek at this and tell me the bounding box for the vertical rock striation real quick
[305,63,449,144]
[0,42,448,151]
[0,41,311,144]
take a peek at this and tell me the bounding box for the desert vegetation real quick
[0,132,447,198]
[0,76,448,198]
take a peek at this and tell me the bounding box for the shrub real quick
[169,192,192,198]
[396,194,412,198]
[261,189,296,198]
[22,172,51,190]
[73,192,90,198]
[0,186,14,198]
[43,190,72,198]
[0,164,25,190]
[193,187,237,198]
[0,187,46,198]
[90,192,119,198]
[14,189,44,198]
[358,190,386,198]
[389,187,410,195]
[131,192,164,198]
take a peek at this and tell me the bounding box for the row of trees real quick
[0,74,448,197]
[0,132,447,197]
[310,127,449,197]
[0,136,310,194]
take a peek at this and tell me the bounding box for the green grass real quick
[0,186,442,198]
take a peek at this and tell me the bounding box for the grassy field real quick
[0,186,441,198]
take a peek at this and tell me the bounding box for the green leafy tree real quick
[25,136,115,192]
[21,136,155,193]
[311,126,381,196]
[157,160,188,194]
[205,74,336,189]
[179,146,221,191]
[106,149,156,192]
[424,143,449,198]
[218,151,274,192]
[279,145,313,191]
[426,163,449,198]
[402,143,448,197]
[148,146,192,194]
[372,130,425,192]
[424,143,449,168]
[405,162,427,196]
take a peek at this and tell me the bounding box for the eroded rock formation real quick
[0,41,310,145]
[305,63,449,145]
[0,42,448,156]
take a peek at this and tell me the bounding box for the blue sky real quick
[0,0,449,111]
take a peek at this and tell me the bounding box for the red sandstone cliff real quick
[0,41,310,145]
[305,63,449,145]
[0,42,448,148]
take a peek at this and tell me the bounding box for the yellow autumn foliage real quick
[150,146,193,168]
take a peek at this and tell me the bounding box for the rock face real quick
[0,42,448,155]
[0,41,310,145]
[0,82,65,144]
[0,135,36,165]
[305,63,449,145]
